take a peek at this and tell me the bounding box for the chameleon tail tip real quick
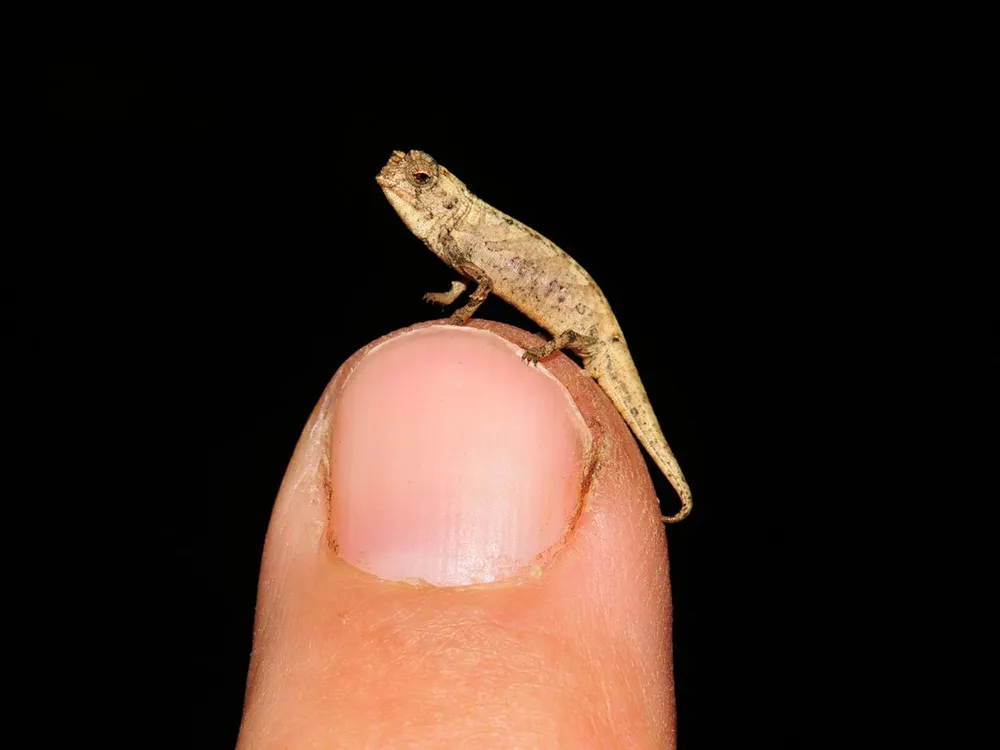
[660,501,693,524]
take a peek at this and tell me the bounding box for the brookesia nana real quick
[376,150,692,523]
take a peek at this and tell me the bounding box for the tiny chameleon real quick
[376,150,692,523]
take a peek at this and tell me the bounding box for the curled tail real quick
[659,479,692,524]
[644,426,692,523]
[596,356,693,524]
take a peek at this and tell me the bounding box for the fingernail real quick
[329,326,587,586]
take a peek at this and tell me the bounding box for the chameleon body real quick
[376,150,692,523]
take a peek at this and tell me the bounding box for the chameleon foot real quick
[423,280,467,307]
[521,347,545,366]
[520,330,592,367]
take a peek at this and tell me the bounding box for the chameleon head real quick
[376,150,467,241]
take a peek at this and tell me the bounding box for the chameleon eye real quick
[404,151,439,188]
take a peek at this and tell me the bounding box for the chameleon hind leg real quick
[522,330,598,365]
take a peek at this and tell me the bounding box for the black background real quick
[42,42,822,748]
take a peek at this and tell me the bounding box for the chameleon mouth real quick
[375,150,407,187]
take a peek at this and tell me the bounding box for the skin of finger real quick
[237,321,675,749]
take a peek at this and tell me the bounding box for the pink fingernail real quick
[329,326,587,586]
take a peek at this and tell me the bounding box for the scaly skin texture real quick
[376,150,692,523]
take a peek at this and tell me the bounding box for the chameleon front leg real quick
[522,329,598,365]
[423,280,468,307]
[447,260,493,325]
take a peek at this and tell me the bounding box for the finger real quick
[237,320,675,749]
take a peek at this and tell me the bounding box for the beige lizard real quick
[376,150,692,523]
